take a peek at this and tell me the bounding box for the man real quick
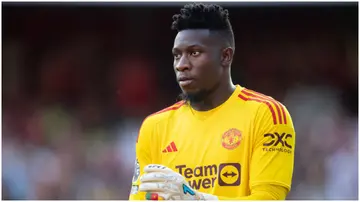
[129,3,295,200]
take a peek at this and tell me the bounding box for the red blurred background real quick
[2,2,358,200]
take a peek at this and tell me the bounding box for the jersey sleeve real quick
[217,184,288,200]
[250,102,296,192]
[129,117,155,200]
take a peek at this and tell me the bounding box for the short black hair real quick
[171,3,235,48]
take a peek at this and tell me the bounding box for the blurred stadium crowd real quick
[2,3,358,200]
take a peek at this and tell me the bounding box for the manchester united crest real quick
[222,128,242,150]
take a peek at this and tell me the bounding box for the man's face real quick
[172,29,224,99]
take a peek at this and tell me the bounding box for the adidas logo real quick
[162,141,178,153]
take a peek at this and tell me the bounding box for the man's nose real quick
[175,56,191,72]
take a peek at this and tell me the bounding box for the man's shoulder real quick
[137,101,186,143]
[236,86,283,107]
[142,100,187,126]
[237,87,286,117]
[236,87,288,124]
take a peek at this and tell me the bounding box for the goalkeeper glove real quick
[139,164,219,200]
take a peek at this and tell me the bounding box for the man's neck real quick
[190,81,236,111]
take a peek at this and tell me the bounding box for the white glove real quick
[139,164,218,200]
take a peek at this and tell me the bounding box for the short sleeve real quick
[250,102,296,191]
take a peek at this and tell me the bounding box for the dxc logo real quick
[263,133,292,149]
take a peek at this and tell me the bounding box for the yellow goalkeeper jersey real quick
[129,85,296,200]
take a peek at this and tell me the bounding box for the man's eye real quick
[190,51,200,57]
[173,53,181,59]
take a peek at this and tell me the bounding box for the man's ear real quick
[221,47,234,67]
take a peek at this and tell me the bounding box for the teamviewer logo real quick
[218,163,241,186]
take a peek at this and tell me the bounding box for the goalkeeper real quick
[129,3,296,200]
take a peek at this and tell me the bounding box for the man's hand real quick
[139,164,218,200]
